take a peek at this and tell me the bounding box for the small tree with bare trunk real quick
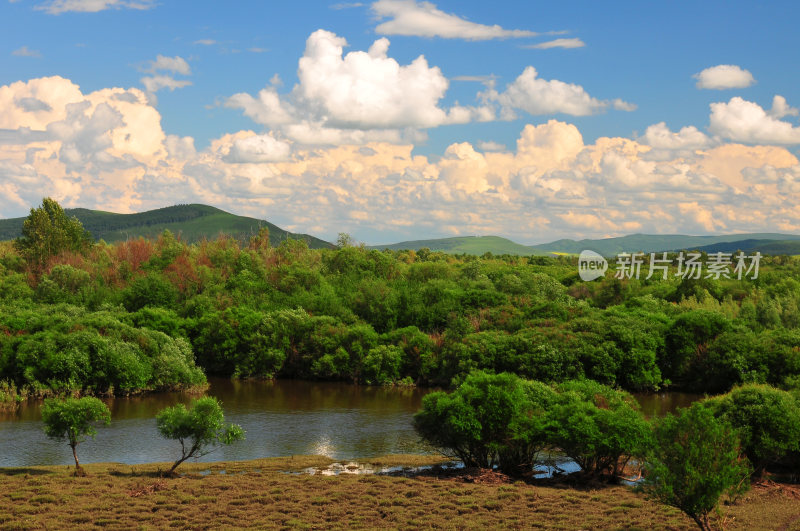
[41,397,110,475]
[156,396,244,475]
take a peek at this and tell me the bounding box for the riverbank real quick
[1,455,798,530]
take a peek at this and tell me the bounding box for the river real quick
[0,379,700,468]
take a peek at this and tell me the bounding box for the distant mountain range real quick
[370,233,800,257]
[533,233,800,256]
[0,204,333,249]
[679,239,800,256]
[2,203,799,256]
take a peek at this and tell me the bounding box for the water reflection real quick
[0,379,434,468]
[633,391,705,418]
[0,379,701,468]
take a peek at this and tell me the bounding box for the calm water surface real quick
[0,379,700,468]
[633,391,705,418]
[0,379,434,468]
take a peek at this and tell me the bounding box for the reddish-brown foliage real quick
[164,252,201,296]
[115,238,155,274]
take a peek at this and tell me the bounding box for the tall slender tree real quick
[14,197,92,271]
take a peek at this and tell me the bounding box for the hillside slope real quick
[682,238,800,255]
[531,233,800,256]
[369,236,548,256]
[0,204,333,249]
[370,232,800,256]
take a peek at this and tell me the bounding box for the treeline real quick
[0,304,206,398]
[2,199,800,402]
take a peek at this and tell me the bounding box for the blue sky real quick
[2,0,800,244]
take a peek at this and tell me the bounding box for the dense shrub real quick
[547,380,652,478]
[361,345,403,385]
[414,371,550,473]
[500,379,558,476]
[122,272,179,311]
[189,307,272,376]
[663,310,731,383]
[0,305,205,395]
[415,372,650,479]
[704,384,800,477]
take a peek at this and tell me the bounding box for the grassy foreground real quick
[1,456,799,530]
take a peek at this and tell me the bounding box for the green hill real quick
[682,239,800,256]
[370,233,800,257]
[531,233,800,256]
[0,204,333,249]
[369,236,548,256]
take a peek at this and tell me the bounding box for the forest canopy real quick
[2,199,800,403]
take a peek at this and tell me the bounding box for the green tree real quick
[156,396,245,474]
[15,198,92,270]
[122,272,179,311]
[361,345,403,385]
[414,371,554,474]
[647,404,751,531]
[41,397,111,474]
[705,384,800,478]
[501,379,558,476]
[662,310,730,383]
[547,380,652,479]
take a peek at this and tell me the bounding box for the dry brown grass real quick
[0,456,798,530]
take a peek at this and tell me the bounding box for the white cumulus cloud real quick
[225,86,295,128]
[768,95,799,119]
[371,0,537,40]
[226,30,490,144]
[612,99,637,112]
[5,75,800,241]
[642,122,711,150]
[709,96,800,144]
[694,64,755,90]
[296,31,448,128]
[483,66,633,117]
[477,140,507,152]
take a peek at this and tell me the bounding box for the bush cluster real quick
[414,372,651,479]
[415,372,800,529]
[0,304,206,397]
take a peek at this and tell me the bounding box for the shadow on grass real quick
[108,468,166,479]
[0,467,53,476]
[406,465,634,492]
[531,474,634,492]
